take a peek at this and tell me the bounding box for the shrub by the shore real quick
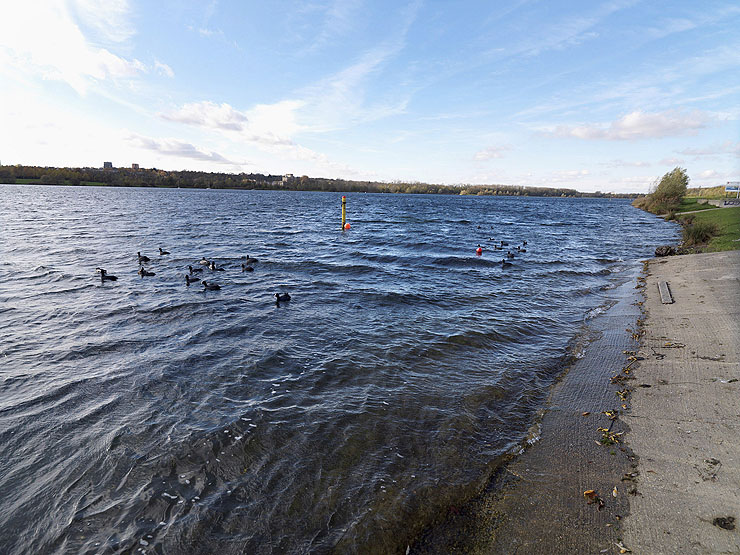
[633,167,689,215]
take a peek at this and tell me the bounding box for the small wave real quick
[583,300,618,321]
[429,256,507,268]
[356,253,401,264]
[547,268,611,277]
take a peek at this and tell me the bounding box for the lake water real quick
[0,185,678,553]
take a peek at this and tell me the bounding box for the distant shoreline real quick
[0,165,637,198]
[1,180,636,199]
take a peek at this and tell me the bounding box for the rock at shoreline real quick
[655,245,676,257]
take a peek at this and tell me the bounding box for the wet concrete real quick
[411,277,645,554]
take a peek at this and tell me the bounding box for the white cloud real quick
[154,61,175,78]
[157,99,357,173]
[0,1,145,94]
[549,110,710,140]
[691,169,740,187]
[698,169,721,179]
[126,133,239,165]
[473,146,511,160]
[161,101,249,131]
[160,99,303,146]
[659,157,684,166]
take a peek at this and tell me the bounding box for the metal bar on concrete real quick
[658,281,674,304]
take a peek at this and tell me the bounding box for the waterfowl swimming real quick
[188,265,203,274]
[185,274,200,286]
[159,247,170,255]
[199,257,210,266]
[501,259,513,268]
[138,267,156,277]
[96,268,118,281]
[500,241,509,247]
[244,255,259,265]
[137,252,150,263]
[202,280,221,291]
[241,263,254,272]
[516,246,527,253]
[209,261,225,271]
[275,292,291,303]
[506,251,515,259]
[522,240,527,246]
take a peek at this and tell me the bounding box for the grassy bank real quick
[675,198,718,213]
[679,206,740,252]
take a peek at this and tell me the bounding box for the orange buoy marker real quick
[344,222,351,230]
[476,245,483,256]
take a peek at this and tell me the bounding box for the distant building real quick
[103,162,113,169]
[132,163,139,170]
[282,173,294,184]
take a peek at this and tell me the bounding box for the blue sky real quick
[1,0,738,192]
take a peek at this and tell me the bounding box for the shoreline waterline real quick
[409,264,644,553]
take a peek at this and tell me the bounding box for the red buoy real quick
[344,223,351,230]
[476,246,483,255]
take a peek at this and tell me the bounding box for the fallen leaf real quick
[582,411,591,416]
[613,486,618,497]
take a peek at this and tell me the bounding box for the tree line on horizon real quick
[0,164,636,198]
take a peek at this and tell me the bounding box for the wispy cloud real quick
[473,145,511,160]
[304,0,364,53]
[545,169,591,183]
[493,1,637,59]
[72,0,135,43]
[677,140,740,157]
[600,159,651,168]
[126,133,239,165]
[516,40,740,123]
[547,110,710,140]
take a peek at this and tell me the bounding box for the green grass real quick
[683,206,740,251]
[685,185,728,199]
[14,178,42,184]
[675,198,719,213]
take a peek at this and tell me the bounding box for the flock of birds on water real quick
[477,237,528,268]
[93,233,527,301]
[95,248,291,304]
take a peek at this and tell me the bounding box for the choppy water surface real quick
[0,185,678,553]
